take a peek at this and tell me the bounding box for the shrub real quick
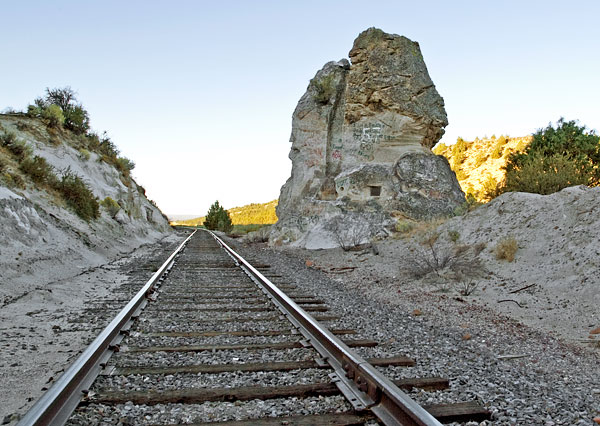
[481,176,500,201]
[78,148,91,161]
[41,104,64,128]
[328,215,373,251]
[451,137,469,167]
[455,168,468,181]
[4,172,25,189]
[57,169,99,220]
[1,132,33,161]
[491,138,506,159]
[27,87,90,134]
[401,231,484,291]
[503,152,588,195]
[101,196,121,217]
[473,150,488,168]
[63,104,90,134]
[502,119,599,194]
[204,200,233,232]
[453,193,482,215]
[447,229,460,243]
[0,131,17,147]
[432,143,448,156]
[115,157,135,176]
[0,158,5,173]
[98,133,119,158]
[395,219,415,234]
[20,155,57,186]
[495,237,518,262]
[312,74,335,104]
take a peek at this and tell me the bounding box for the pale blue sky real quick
[2,1,599,217]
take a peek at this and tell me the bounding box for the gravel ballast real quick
[232,238,600,425]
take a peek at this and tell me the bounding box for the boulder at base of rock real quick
[271,28,464,249]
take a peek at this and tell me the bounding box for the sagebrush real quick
[495,237,518,262]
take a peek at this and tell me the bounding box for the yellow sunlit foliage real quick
[433,135,532,202]
[172,200,278,227]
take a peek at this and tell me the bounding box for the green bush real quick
[312,74,335,104]
[115,157,135,176]
[503,152,588,195]
[447,230,460,243]
[27,87,90,134]
[4,172,25,189]
[41,104,64,128]
[481,176,500,201]
[502,119,599,195]
[78,148,91,161]
[395,219,415,234]
[98,133,119,158]
[57,169,99,220]
[63,104,90,134]
[1,132,33,161]
[0,131,17,147]
[204,200,233,232]
[100,196,121,217]
[20,155,58,186]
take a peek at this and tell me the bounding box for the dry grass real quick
[495,236,518,262]
[394,217,448,239]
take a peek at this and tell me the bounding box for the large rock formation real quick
[272,28,464,248]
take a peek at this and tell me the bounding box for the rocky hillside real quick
[0,114,171,306]
[433,135,532,200]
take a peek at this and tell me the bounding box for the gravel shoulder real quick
[230,236,600,425]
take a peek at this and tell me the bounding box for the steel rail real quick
[17,230,197,426]
[209,231,441,426]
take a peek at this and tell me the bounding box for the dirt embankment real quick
[282,185,600,348]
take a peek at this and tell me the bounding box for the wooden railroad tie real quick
[127,339,378,353]
[110,356,416,375]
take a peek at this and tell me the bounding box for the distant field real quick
[171,200,278,227]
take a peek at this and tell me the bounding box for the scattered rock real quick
[589,327,600,335]
[412,308,423,316]
[462,333,472,341]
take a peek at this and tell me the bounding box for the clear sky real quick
[2,1,599,217]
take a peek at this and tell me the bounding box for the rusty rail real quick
[17,231,197,426]
[209,231,441,426]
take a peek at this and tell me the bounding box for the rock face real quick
[272,28,464,248]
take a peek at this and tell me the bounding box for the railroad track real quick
[18,230,491,425]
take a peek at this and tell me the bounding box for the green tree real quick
[204,201,233,232]
[502,118,600,195]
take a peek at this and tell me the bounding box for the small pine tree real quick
[204,201,233,232]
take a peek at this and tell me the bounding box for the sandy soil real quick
[0,232,186,424]
[278,186,600,351]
